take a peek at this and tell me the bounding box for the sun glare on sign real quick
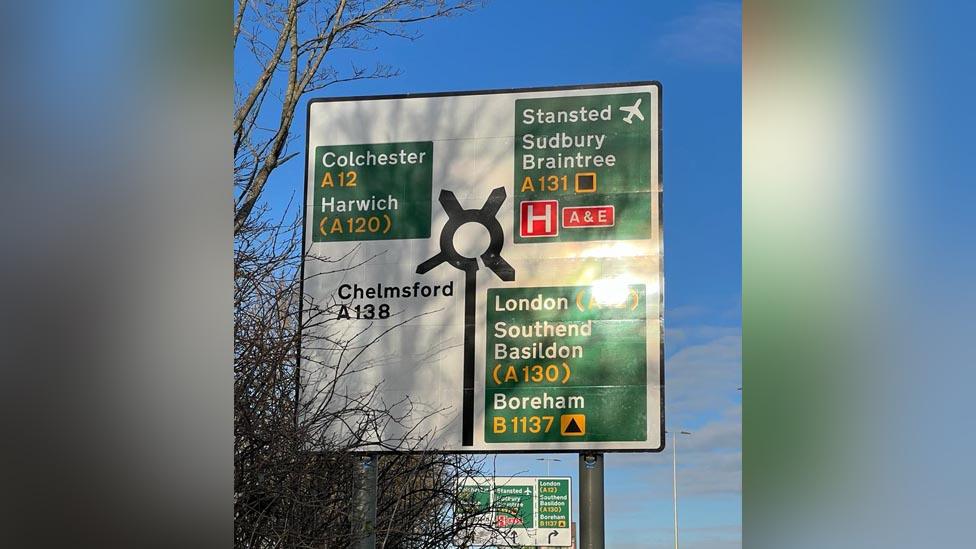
[579,242,643,259]
[590,278,632,307]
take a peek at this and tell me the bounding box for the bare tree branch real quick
[235,2,490,546]
[233,0,477,234]
[234,0,249,47]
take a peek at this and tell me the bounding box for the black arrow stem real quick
[462,268,476,446]
[415,187,513,448]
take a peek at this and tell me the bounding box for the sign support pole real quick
[578,453,605,549]
[357,454,378,549]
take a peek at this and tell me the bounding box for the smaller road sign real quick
[459,476,572,547]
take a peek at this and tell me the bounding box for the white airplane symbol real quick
[619,98,644,124]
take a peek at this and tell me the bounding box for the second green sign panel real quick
[485,284,648,443]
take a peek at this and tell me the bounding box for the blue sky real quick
[246,1,741,547]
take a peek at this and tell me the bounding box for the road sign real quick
[301,82,663,452]
[458,477,572,547]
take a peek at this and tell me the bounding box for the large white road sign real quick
[300,82,663,452]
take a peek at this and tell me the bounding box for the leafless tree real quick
[234,208,516,548]
[233,2,527,547]
[234,0,478,234]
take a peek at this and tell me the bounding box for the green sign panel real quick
[484,284,648,443]
[494,485,534,529]
[537,478,570,529]
[459,484,491,514]
[514,92,652,243]
[312,141,432,242]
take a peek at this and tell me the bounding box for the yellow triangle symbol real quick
[560,414,585,436]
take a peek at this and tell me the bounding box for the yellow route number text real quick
[318,214,392,237]
[320,170,357,187]
[492,415,554,434]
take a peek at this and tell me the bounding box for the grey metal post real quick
[670,430,692,549]
[357,454,378,549]
[672,431,679,549]
[578,453,605,549]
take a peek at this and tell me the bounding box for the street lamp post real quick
[536,457,561,476]
[670,430,692,549]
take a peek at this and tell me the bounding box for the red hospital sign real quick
[519,200,559,237]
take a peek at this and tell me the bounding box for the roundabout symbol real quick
[417,187,514,446]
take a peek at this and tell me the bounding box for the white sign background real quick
[300,83,663,452]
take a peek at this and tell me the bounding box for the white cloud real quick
[668,324,741,352]
[682,404,741,453]
[668,334,741,425]
[668,304,711,320]
[606,323,742,498]
[658,2,742,65]
[608,406,741,498]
